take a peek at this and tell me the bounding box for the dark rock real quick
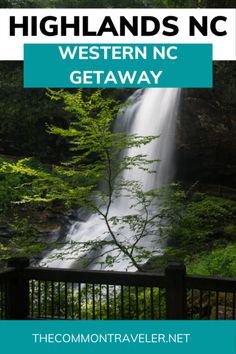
[0,225,11,239]
[176,62,236,187]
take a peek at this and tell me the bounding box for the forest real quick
[0,0,235,277]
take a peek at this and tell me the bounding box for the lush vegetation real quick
[0,0,232,8]
[0,0,235,276]
[145,185,236,277]
[0,89,161,270]
[0,88,235,275]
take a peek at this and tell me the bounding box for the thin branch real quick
[81,247,120,267]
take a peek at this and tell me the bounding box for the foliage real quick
[0,81,70,162]
[0,157,93,207]
[0,0,57,7]
[160,184,236,249]
[5,0,234,9]
[30,280,165,319]
[1,0,232,9]
[0,216,46,260]
[0,89,161,270]
[1,0,205,8]
[45,89,162,270]
[143,184,236,276]
[0,159,27,213]
[186,243,236,277]
[0,155,91,261]
[0,0,232,8]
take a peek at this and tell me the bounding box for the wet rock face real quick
[0,225,11,241]
[175,63,236,187]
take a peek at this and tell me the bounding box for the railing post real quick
[165,263,187,319]
[7,257,30,319]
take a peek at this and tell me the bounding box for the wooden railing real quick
[0,257,235,320]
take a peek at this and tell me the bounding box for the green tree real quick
[0,89,161,270]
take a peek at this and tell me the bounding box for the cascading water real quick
[42,88,180,270]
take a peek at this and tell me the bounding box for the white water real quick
[41,88,180,270]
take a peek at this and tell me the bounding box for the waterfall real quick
[41,88,180,270]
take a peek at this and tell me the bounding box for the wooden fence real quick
[0,257,235,320]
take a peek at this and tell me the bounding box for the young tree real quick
[0,89,162,270]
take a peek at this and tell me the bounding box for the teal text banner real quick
[24,43,212,88]
[0,320,235,354]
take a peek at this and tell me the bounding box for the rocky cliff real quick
[176,62,236,187]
